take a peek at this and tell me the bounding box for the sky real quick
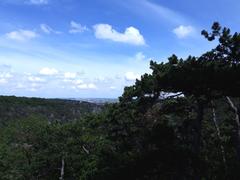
[0,0,239,98]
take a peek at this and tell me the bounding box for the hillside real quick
[0,96,103,125]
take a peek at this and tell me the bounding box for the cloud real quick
[28,82,43,91]
[110,86,116,90]
[125,72,141,81]
[0,72,13,79]
[71,79,84,85]
[0,72,13,85]
[28,0,48,5]
[127,0,189,27]
[76,83,97,90]
[40,24,61,34]
[173,25,194,38]
[0,78,8,84]
[0,64,101,95]
[6,29,38,41]
[39,67,58,76]
[71,80,97,90]
[93,76,113,84]
[63,78,97,90]
[0,64,12,72]
[88,83,97,89]
[16,83,25,89]
[64,72,77,79]
[69,21,88,34]
[28,76,46,82]
[93,24,145,45]
[135,52,146,61]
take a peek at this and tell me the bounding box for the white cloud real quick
[16,83,25,89]
[29,88,37,91]
[93,24,145,45]
[74,79,84,84]
[110,86,116,90]
[173,25,194,38]
[6,29,38,41]
[65,78,82,85]
[77,83,97,90]
[0,72,13,85]
[88,83,97,89]
[40,24,61,34]
[28,0,48,5]
[125,72,141,81]
[40,24,51,34]
[135,52,146,61]
[39,67,58,76]
[28,76,45,82]
[69,21,88,34]
[64,78,97,90]
[140,0,186,25]
[0,72,13,79]
[96,76,105,82]
[94,76,113,83]
[64,72,77,79]
[0,78,8,84]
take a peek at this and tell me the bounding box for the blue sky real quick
[0,0,239,98]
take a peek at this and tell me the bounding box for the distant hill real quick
[66,98,118,104]
[0,96,103,125]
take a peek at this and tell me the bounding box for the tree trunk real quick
[211,100,226,167]
[59,157,65,180]
[193,100,204,180]
[226,96,240,161]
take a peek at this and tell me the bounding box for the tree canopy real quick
[1,22,240,179]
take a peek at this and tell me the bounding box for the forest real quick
[0,22,240,179]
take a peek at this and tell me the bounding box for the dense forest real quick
[1,22,240,179]
[0,96,102,125]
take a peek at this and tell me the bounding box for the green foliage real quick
[0,96,102,126]
[1,22,240,179]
